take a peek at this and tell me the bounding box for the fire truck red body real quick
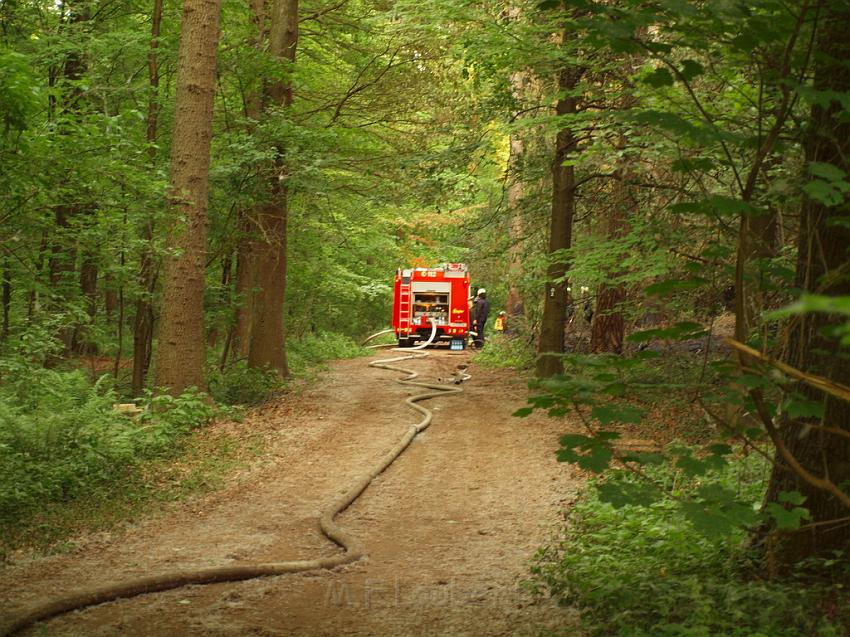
[392,263,470,348]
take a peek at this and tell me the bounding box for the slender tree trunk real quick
[506,130,525,317]
[113,284,125,379]
[29,232,48,319]
[506,66,526,318]
[154,0,222,395]
[536,66,580,378]
[761,2,850,566]
[48,0,90,359]
[731,5,811,342]
[104,273,118,318]
[132,0,162,396]
[48,207,76,355]
[112,212,128,377]
[207,255,232,347]
[73,253,98,354]
[1,258,10,339]
[733,211,778,342]
[131,275,155,394]
[246,0,298,377]
[233,213,256,360]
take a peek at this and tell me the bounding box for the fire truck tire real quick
[0,353,461,637]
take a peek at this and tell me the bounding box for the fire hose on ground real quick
[0,331,464,637]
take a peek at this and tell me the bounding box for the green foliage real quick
[207,361,282,406]
[472,333,536,369]
[0,360,217,543]
[514,338,836,537]
[287,331,367,376]
[0,47,37,137]
[765,491,811,531]
[804,163,850,207]
[532,458,850,637]
[515,335,841,536]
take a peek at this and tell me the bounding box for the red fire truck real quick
[392,263,470,349]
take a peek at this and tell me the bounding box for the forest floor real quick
[1,350,585,636]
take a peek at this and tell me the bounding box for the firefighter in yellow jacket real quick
[494,310,506,333]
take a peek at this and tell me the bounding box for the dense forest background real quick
[2,0,850,634]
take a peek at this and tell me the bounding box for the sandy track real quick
[1,351,581,636]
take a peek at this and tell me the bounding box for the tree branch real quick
[725,338,850,404]
[749,389,850,511]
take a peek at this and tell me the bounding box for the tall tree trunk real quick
[153,0,222,395]
[536,62,581,378]
[761,2,850,566]
[247,198,289,375]
[50,0,90,358]
[536,66,580,378]
[47,2,88,358]
[505,61,527,318]
[591,129,636,354]
[506,126,525,317]
[246,0,298,377]
[228,0,266,365]
[132,0,163,395]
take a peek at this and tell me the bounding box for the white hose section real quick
[397,318,438,351]
[360,328,393,345]
[0,351,461,637]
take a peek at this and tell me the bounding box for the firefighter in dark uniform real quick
[472,288,490,348]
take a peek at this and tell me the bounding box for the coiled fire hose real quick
[0,345,463,636]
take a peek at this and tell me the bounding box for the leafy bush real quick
[473,333,535,369]
[207,361,282,405]
[287,331,367,375]
[532,458,849,637]
[207,331,365,405]
[0,363,217,539]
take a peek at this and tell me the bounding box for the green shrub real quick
[207,361,282,405]
[0,365,217,535]
[473,333,535,369]
[287,331,367,374]
[532,458,849,637]
[207,332,365,404]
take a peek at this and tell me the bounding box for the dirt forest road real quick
[1,350,582,636]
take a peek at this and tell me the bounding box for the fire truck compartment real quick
[412,293,449,321]
[411,282,452,322]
